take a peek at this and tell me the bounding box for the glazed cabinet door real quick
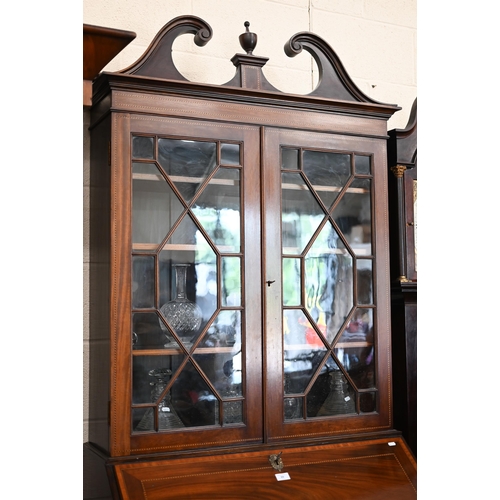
[262,128,392,442]
[111,114,263,455]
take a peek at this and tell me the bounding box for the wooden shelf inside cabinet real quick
[132,243,240,252]
[286,342,373,349]
[133,174,368,195]
[133,173,239,186]
[282,183,369,194]
[133,347,237,355]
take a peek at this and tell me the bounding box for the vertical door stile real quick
[262,127,284,439]
[111,112,133,456]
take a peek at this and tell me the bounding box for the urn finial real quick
[239,21,257,55]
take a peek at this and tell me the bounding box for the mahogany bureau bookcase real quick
[86,15,417,499]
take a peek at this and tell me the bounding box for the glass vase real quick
[160,264,202,347]
[317,370,356,416]
[135,368,185,431]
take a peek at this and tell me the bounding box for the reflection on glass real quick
[332,178,372,256]
[221,143,240,165]
[336,308,373,343]
[158,138,217,203]
[335,308,374,390]
[303,150,350,210]
[355,155,371,175]
[284,397,303,420]
[199,310,241,351]
[356,260,373,305]
[171,360,220,427]
[283,258,301,306]
[282,172,325,254]
[193,348,242,397]
[223,400,243,424]
[307,356,356,418]
[194,309,243,424]
[132,162,184,245]
[132,136,154,159]
[305,223,353,344]
[221,257,241,306]
[284,309,327,394]
[192,168,240,253]
[360,392,376,413]
[132,256,155,308]
[133,312,176,350]
[282,148,299,170]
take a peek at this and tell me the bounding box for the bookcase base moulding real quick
[86,15,416,499]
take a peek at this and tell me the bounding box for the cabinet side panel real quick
[89,115,111,452]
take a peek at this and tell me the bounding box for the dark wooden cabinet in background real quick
[86,16,416,499]
[388,99,417,456]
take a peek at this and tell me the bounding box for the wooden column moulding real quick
[87,15,416,499]
[388,98,417,283]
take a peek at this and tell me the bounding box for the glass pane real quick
[132,162,184,246]
[335,308,375,390]
[355,155,371,175]
[360,392,377,413]
[171,361,220,427]
[221,143,240,165]
[221,257,241,307]
[284,397,303,420]
[193,261,218,319]
[194,312,242,410]
[193,348,242,396]
[282,172,326,255]
[282,148,299,170]
[132,136,154,159]
[133,405,186,432]
[303,150,350,210]
[284,309,327,394]
[305,222,353,344]
[221,350,242,397]
[196,310,241,351]
[192,168,241,253]
[158,138,217,204]
[132,256,155,308]
[133,364,186,432]
[336,308,373,343]
[283,258,301,306]
[133,312,172,350]
[223,400,243,424]
[307,357,356,417]
[357,260,373,305]
[332,178,372,256]
[132,355,185,406]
